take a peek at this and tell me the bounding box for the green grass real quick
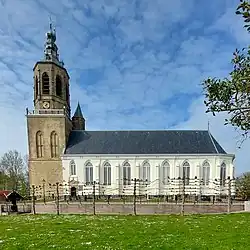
[0,213,250,249]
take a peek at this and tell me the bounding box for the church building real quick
[26,24,235,197]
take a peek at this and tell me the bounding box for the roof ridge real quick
[207,131,219,154]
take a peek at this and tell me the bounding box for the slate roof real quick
[64,130,227,155]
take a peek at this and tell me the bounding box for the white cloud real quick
[0,0,248,175]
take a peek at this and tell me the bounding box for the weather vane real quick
[49,15,53,31]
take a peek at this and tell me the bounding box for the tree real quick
[202,0,250,138]
[0,169,9,190]
[236,172,250,200]
[0,150,28,196]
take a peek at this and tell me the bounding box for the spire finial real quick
[49,15,52,31]
[208,120,210,132]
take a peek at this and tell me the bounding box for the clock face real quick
[43,101,50,109]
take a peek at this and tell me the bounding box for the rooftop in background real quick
[64,130,227,155]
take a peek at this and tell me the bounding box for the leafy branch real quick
[202,1,250,138]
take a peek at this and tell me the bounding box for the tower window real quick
[36,131,44,158]
[50,131,59,158]
[42,72,50,94]
[35,76,38,99]
[56,75,62,97]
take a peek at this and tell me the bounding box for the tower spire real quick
[72,102,85,130]
[44,17,64,67]
[73,102,83,118]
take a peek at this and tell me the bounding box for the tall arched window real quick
[220,162,226,186]
[35,76,39,99]
[69,160,76,176]
[56,75,62,97]
[85,162,93,185]
[162,161,170,185]
[36,131,43,158]
[142,161,150,183]
[42,72,50,94]
[123,162,131,185]
[202,161,210,186]
[103,162,111,185]
[50,131,58,158]
[182,161,190,185]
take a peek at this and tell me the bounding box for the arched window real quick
[142,161,150,183]
[123,161,131,185]
[56,75,62,97]
[103,162,111,185]
[50,131,58,158]
[35,76,39,99]
[36,131,43,158]
[162,161,170,185]
[220,162,226,186]
[42,72,50,94]
[202,161,210,186]
[69,160,76,176]
[182,161,190,185]
[85,162,93,185]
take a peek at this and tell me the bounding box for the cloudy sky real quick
[0,0,249,175]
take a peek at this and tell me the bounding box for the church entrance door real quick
[70,187,77,198]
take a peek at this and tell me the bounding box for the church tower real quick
[26,22,72,191]
[72,102,85,130]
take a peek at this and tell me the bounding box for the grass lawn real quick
[0,213,249,249]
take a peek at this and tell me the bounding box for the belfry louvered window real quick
[42,72,50,94]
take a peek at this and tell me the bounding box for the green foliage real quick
[236,0,250,32]
[236,172,250,199]
[0,214,250,249]
[202,1,250,136]
[0,150,29,197]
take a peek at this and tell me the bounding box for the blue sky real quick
[0,0,249,175]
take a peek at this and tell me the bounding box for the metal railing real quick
[24,177,243,216]
[26,108,69,117]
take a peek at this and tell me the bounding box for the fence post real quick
[93,181,96,215]
[227,177,232,214]
[56,182,60,215]
[42,179,46,204]
[133,178,137,215]
[181,177,185,216]
[32,185,36,215]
